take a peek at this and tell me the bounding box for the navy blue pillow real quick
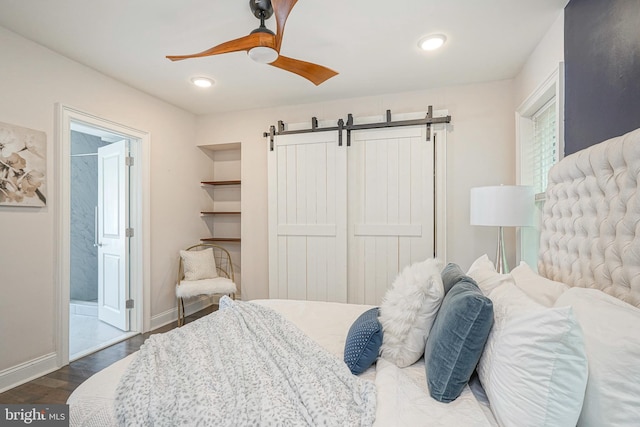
[344,307,383,375]
[441,263,478,294]
[424,280,493,402]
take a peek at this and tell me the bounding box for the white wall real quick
[0,27,202,374]
[0,18,526,387]
[514,11,565,107]
[197,79,516,301]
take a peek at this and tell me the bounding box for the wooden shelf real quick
[200,212,240,215]
[200,237,241,243]
[201,180,241,186]
[198,142,241,152]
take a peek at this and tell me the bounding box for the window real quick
[531,99,557,196]
[516,64,564,270]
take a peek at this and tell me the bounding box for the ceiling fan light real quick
[248,46,278,64]
[419,34,446,51]
[191,77,214,88]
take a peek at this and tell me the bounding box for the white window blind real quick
[522,97,557,268]
[531,98,557,196]
[516,64,563,271]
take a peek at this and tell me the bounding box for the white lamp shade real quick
[470,185,535,227]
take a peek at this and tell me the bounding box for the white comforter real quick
[374,359,495,427]
[115,297,376,426]
[69,299,497,426]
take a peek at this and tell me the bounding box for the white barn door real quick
[268,117,443,305]
[348,126,434,304]
[268,131,347,302]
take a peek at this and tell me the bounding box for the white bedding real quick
[117,298,376,425]
[375,359,495,427]
[68,299,497,426]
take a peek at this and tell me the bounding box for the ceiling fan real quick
[167,0,338,85]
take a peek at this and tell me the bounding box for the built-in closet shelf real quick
[199,142,241,284]
[201,237,241,243]
[200,212,241,215]
[201,180,241,186]
[198,142,241,152]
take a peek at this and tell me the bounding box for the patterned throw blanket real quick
[115,297,377,426]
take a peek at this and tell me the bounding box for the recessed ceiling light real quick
[191,77,214,88]
[418,34,446,51]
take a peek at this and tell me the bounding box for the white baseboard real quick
[0,353,58,394]
[149,296,217,331]
[1,297,236,393]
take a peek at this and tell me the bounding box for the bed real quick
[68,127,640,426]
[68,297,497,426]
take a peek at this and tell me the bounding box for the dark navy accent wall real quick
[564,0,640,155]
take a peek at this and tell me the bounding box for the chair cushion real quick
[424,279,494,402]
[176,277,236,298]
[344,307,383,375]
[180,248,218,281]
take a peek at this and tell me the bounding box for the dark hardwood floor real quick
[0,305,218,404]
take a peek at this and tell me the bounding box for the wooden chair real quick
[176,243,236,326]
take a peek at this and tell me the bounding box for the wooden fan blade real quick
[166,32,276,61]
[271,0,298,51]
[270,55,338,85]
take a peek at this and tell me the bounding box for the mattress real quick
[68,299,497,426]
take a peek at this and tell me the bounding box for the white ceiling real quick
[0,0,568,115]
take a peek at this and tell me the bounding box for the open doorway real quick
[69,124,134,359]
[57,105,150,365]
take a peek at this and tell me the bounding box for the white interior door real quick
[348,126,434,305]
[268,131,347,302]
[97,140,129,331]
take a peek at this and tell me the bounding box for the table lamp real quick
[470,185,534,273]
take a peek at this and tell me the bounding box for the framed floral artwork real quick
[0,121,47,207]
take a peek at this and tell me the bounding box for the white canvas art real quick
[0,121,47,207]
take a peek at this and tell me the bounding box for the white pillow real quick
[511,261,569,307]
[466,254,513,295]
[379,258,444,367]
[556,288,640,427]
[180,248,218,281]
[478,282,588,427]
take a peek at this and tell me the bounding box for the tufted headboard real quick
[538,127,640,308]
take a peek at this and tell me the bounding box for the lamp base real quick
[495,226,509,274]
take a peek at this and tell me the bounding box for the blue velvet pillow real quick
[344,307,383,375]
[441,262,480,295]
[424,280,493,402]
[441,263,468,294]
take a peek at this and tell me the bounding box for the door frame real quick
[55,104,151,366]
